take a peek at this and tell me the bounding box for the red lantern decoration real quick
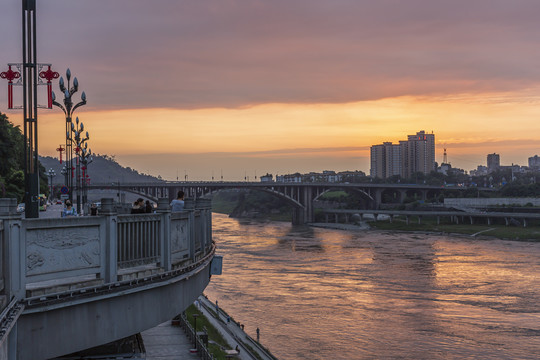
[39,65,60,109]
[0,65,21,109]
[56,145,65,164]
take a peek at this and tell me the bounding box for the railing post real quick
[0,198,24,301]
[100,198,118,283]
[196,198,212,251]
[156,198,171,271]
[184,198,196,261]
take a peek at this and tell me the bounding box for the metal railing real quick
[179,312,215,360]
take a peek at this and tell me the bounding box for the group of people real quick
[131,198,155,214]
[61,190,186,217]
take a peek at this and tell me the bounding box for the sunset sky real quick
[1,0,540,180]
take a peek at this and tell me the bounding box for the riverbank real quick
[310,218,540,242]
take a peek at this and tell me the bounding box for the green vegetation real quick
[368,216,540,241]
[211,190,292,221]
[0,112,48,202]
[185,304,230,359]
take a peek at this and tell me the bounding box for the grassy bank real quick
[185,305,230,359]
[368,216,540,241]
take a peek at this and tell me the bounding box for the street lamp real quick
[192,313,199,346]
[51,68,87,204]
[80,147,93,212]
[47,168,56,202]
[67,117,89,215]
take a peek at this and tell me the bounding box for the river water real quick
[204,213,540,359]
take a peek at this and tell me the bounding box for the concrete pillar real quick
[1,199,25,302]
[157,198,171,271]
[374,189,383,209]
[470,216,474,225]
[437,216,440,225]
[399,190,407,204]
[334,214,338,223]
[523,219,528,228]
[418,216,422,225]
[406,216,410,225]
[389,215,393,223]
[101,198,118,283]
[184,199,196,260]
[487,217,491,225]
[505,217,509,226]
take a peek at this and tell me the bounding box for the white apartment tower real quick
[370,130,435,179]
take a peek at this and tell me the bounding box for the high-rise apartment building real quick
[487,153,500,173]
[529,155,540,170]
[370,130,435,179]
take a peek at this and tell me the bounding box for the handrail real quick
[179,311,215,360]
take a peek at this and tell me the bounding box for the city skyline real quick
[2,1,540,180]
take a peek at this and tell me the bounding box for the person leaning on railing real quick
[170,190,185,211]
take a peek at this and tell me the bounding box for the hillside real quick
[39,154,163,186]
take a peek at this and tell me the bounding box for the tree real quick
[0,112,48,202]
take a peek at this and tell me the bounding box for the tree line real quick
[0,112,48,202]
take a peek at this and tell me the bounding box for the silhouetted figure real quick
[131,198,145,214]
[90,203,98,216]
[145,200,153,213]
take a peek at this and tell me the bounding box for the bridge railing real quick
[0,197,213,301]
[117,214,162,268]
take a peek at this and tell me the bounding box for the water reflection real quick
[205,214,540,360]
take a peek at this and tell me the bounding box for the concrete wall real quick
[444,197,540,207]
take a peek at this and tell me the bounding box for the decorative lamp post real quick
[69,117,89,214]
[80,147,93,212]
[51,68,87,204]
[60,166,67,191]
[47,168,56,202]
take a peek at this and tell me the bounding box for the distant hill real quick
[39,154,163,186]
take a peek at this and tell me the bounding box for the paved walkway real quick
[198,296,276,360]
[141,321,199,360]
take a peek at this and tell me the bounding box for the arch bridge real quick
[88,181,490,224]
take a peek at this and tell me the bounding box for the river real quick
[204,213,540,359]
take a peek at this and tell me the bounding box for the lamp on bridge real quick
[67,117,89,214]
[47,168,56,202]
[51,68,87,205]
[80,147,93,212]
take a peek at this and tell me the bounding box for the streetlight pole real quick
[21,0,39,218]
[51,68,86,204]
[67,117,89,215]
[80,148,93,213]
[47,168,56,202]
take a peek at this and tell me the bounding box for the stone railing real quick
[0,197,213,303]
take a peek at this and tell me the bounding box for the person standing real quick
[61,200,77,217]
[145,200,153,213]
[170,190,185,211]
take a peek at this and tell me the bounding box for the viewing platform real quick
[0,197,217,360]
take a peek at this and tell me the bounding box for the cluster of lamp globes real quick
[50,68,92,162]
